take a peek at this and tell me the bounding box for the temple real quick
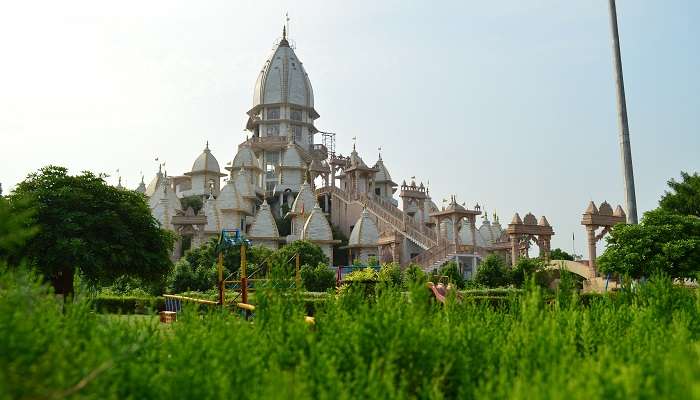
[136,27,557,277]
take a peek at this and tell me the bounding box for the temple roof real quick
[218,181,249,214]
[290,180,316,215]
[234,168,257,199]
[189,142,223,175]
[249,28,317,118]
[249,200,279,239]
[372,154,396,185]
[348,208,379,247]
[301,205,333,241]
[231,145,261,171]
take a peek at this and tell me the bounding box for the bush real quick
[402,263,427,287]
[93,295,164,314]
[509,258,544,288]
[168,258,217,293]
[301,263,336,292]
[273,240,328,274]
[378,262,402,287]
[439,261,464,288]
[473,255,510,288]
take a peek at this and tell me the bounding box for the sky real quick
[0,0,698,254]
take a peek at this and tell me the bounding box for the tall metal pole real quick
[608,0,638,224]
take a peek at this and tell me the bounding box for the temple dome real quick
[232,145,260,170]
[249,200,279,239]
[190,143,221,174]
[373,155,396,185]
[348,208,379,247]
[291,181,316,215]
[250,29,317,117]
[218,181,248,213]
[301,205,333,241]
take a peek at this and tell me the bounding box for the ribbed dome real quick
[249,200,279,238]
[349,208,379,247]
[301,205,333,241]
[191,143,221,174]
[232,145,260,170]
[218,181,247,213]
[251,32,316,115]
[281,143,305,169]
[291,181,316,215]
[373,156,394,184]
[234,168,256,199]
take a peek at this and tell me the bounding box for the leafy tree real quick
[180,237,274,281]
[597,209,700,279]
[659,171,700,217]
[180,195,203,214]
[272,240,328,274]
[0,197,37,264]
[169,258,217,293]
[510,257,544,287]
[8,166,175,297]
[378,262,402,286]
[550,248,574,261]
[402,263,427,287]
[439,261,464,289]
[473,255,509,288]
[300,262,336,292]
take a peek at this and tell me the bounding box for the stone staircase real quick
[316,186,437,251]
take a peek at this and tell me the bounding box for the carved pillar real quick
[324,193,329,213]
[510,234,518,266]
[587,226,597,269]
[470,216,477,251]
[452,216,459,248]
[435,217,441,246]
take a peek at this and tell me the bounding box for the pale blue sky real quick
[0,1,698,253]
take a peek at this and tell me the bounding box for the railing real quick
[407,242,456,270]
[316,186,438,249]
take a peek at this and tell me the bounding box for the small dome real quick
[291,181,316,215]
[614,205,626,218]
[281,143,305,169]
[234,168,257,199]
[349,208,379,247]
[218,181,247,213]
[191,143,221,174]
[511,213,523,225]
[585,201,599,215]
[523,213,538,225]
[373,156,395,184]
[249,200,279,238]
[598,201,613,216]
[348,147,368,169]
[301,205,332,241]
[135,176,146,194]
[232,145,260,170]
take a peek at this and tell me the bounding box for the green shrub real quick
[402,263,427,287]
[168,258,217,293]
[378,262,402,287]
[474,254,510,288]
[92,295,164,314]
[439,261,464,288]
[300,263,336,292]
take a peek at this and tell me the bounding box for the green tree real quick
[8,166,175,297]
[659,171,700,217]
[272,240,328,273]
[300,262,336,292]
[0,197,38,264]
[597,209,700,279]
[473,255,509,288]
[378,262,402,286]
[439,261,464,288]
[180,195,203,214]
[510,257,544,287]
[402,263,427,287]
[550,248,574,261]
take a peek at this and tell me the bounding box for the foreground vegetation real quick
[2,268,699,399]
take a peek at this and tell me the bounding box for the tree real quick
[180,195,203,214]
[378,262,402,286]
[179,237,274,282]
[659,171,700,217]
[509,258,544,287]
[0,197,37,264]
[473,255,509,288]
[550,248,574,261]
[439,261,464,288]
[8,166,175,297]
[597,209,700,279]
[272,240,328,273]
[300,262,336,292]
[402,263,427,287]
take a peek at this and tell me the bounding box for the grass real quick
[2,268,700,399]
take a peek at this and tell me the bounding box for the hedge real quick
[93,296,164,315]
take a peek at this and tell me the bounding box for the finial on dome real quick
[378,146,382,161]
[283,25,286,40]
[205,140,209,151]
